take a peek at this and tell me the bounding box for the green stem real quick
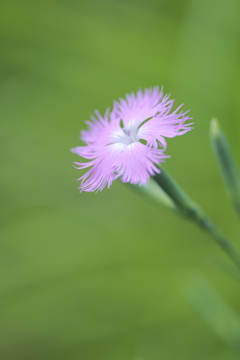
[153,168,240,269]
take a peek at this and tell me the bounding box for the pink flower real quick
[71,87,193,192]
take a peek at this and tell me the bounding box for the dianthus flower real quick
[71,87,193,192]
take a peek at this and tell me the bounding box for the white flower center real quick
[112,122,139,146]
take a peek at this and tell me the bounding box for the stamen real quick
[122,128,129,136]
[122,127,137,142]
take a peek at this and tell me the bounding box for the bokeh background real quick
[1,0,240,359]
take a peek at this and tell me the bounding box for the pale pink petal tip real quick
[71,87,193,192]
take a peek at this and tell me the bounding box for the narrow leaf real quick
[187,279,240,354]
[210,118,240,217]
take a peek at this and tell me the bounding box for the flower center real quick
[112,122,139,146]
[122,127,138,142]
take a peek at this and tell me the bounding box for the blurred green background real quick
[1,0,240,359]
